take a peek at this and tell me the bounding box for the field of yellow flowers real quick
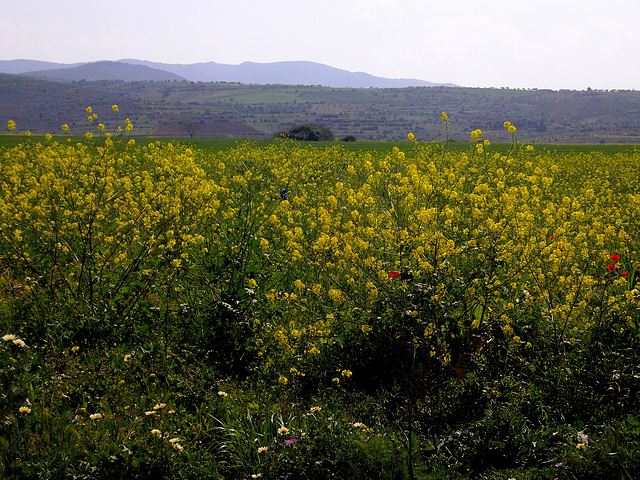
[1,112,640,479]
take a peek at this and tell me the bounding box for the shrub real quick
[274,123,335,141]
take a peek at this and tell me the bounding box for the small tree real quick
[181,121,201,138]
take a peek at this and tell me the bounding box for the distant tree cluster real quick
[274,123,335,141]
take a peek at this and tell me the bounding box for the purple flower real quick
[285,438,297,445]
[554,462,566,468]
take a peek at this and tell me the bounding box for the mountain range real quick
[0,59,455,88]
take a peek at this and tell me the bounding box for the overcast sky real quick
[1,0,638,90]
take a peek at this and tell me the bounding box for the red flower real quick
[389,271,400,278]
[610,254,620,263]
[549,236,556,241]
[607,264,616,271]
[622,271,629,277]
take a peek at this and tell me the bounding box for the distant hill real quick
[0,59,86,74]
[0,58,454,88]
[20,61,185,82]
[118,59,456,88]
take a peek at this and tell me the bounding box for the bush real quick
[274,123,335,141]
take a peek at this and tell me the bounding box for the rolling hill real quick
[20,61,186,82]
[1,73,639,143]
[0,58,454,88]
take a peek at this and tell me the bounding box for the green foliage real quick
[274,123,335,141]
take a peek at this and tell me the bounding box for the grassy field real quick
[2,133,639,155]
[2,119,640,479]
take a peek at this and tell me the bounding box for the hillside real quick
[21,61,186,82]
[1,58,452,89]
[1,74,640,143]
[118,59,454,88]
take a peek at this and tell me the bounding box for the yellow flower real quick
[503,121,511,128]
[341,369,353,378]
[332,377,340,384]
[508,125,517,134]
[278,376,289,385]
[19,406,31,413]
[45,133,52,141]
[252,475,263,479]
[7,120,16,131]
[576,443,586,450]
[470,129,482,140]
[407,132,415,142]
[86,106,92,113]
[61,124,69,132]
[90,413,103,420]
[97,123,105,132]
[154,403,166,410]
[112,104,119,112]
[441,111,448,123]
[71,346,80,353]
[151,429,162,435]
[86,132,93,139]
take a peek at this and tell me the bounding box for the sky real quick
[1,0,638,91]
